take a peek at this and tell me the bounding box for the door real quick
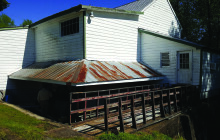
[177,51,192,84]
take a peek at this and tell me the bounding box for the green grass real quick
[0,102,184,140]
[98,131,184,140]
[0,103,55,140]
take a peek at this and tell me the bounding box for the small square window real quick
[61,17,79,36]
[161,52,170,67]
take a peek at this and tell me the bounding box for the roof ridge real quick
[115,0,138,8]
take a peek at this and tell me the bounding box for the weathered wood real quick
[96,91,99,117]
[104,98,108,133]
[180,87,183,109]
[70,92,72,125]
[174,88,178,112]
[141,93,146,124]
[131,95,137,128]
[151,91,156,120]
[118,97,124,132]
[167,89,172,115]
[83,93,87,120]
[160,90,165,117]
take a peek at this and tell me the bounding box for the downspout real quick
[199,49,203,99]
[83,11,86,59]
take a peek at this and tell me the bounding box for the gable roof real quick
[30,5,143,28]
[9,59,163,86]
[116,0,153,12]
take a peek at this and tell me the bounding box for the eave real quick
[30,5,143,28]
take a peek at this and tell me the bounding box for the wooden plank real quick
[151,91,156,120]
[70,92,72,125]
[160,90,165,117]
[96,91,99,117]
[83,93,87,120]
[167,89,172,115]
[173,88,178,112]
[131,95,137,129]
[104,98,108,133]
[118,97,124,132]
[141,93,146,124]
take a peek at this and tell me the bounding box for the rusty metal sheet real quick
[9,59,163,85]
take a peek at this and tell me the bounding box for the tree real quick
[170,0,220,49]
[0,0,10,11]
[0,13,15,27]
[21,19,33,27]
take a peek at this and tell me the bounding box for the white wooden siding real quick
[0,29,35,90]
[139,0,181,38]
[140,33,200,85]
[35,12,84,62]
[201,51,220,98]
[86,11,139,61]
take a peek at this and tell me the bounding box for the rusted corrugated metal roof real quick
[9,59,163,85]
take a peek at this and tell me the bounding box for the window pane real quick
[61,17,79,36]
[161,53,170,67]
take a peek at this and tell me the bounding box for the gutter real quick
[9,75,164,87]
[0,26,29,31]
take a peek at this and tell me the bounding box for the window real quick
[161,52,170,67]
[61,17,79,36]
[179,53,189,69]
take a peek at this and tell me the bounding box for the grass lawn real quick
[0,102,184,140]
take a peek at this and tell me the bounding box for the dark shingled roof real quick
[116,0,154,12]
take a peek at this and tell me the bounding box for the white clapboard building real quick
[0,0,219,100]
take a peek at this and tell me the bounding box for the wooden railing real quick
[69,84,199,130]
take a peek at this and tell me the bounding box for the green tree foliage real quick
[21,19,33,26]
[0,13,15,27]
[0,0,10,11]
[170,0,220,49]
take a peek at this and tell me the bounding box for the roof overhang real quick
[9,60,163,87]
[138,28,205,49]
[30,5,143,28]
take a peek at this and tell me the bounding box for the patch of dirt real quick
[46,127,93,139]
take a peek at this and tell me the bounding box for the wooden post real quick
[131,95,137,128]
[174,88,178,112]
[180,87,183,109]
[167,89,172,115]
[104,98,108,133]
[160,90,165,117]
[69,92,72,125]
[141,93,146,124]
[151,91,155,120]
[83,93,87,120]
[96,91,99,117]
[118,97,124,132]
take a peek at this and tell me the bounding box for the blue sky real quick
[1,0,135,26]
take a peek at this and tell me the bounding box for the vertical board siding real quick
[86,11,139,61]
[35,12,84,62]
[140,33,200,85]
[0,29,35,90]
[139,0,181,38]
[201,51,220,98]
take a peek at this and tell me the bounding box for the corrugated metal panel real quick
[9,59,163,85]
[116,0,153,12]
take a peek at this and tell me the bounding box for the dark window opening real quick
[61,17,79,36]
[161,52,170,67]
[180,53,189,69]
